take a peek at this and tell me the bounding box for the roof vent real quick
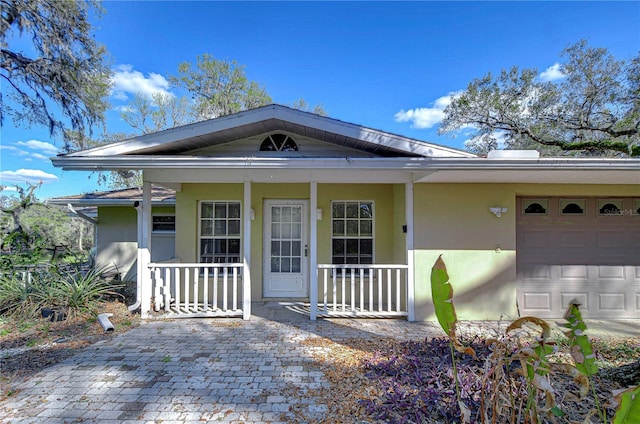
[487,150,540,159]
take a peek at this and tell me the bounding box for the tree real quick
[121,92,193,134]
[0,0,111,140]
[169,54,272,120]
[440,41,640,156]
[290,98,328,116]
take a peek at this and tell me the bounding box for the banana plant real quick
[613,385,640,423]
[430,255,475,423]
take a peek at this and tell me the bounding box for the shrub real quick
[0,266,122,319]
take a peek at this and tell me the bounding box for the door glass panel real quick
[271,223,280,238]
[292,207,301,222]
[292,223,301,238]
[282,257,291,272]
[333,221,344,236]
[272,207,281,221]
[347,220,359,236]
[333,203,345,218]
[269,204,303,275]
[282,207,291,222]
[282,223,291,238]
[271,257,280,272]
[292,258,301,273]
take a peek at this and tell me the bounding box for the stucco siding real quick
[96,207,138,280]
[412,183,640,321]
[174,182,404,301]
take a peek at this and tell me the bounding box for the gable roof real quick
[46,185,176,206]
[59,104,474,159]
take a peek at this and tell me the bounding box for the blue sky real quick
[1,1,639,200]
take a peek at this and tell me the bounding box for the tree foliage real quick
[1,184,93,256]
[440,41,640,156]
[169,53,272,120]
[0,0,111,139]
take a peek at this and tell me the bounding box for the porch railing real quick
[316,264,409,318]
[148,262,244,318]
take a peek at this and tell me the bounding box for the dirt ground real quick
[0,300,140,394]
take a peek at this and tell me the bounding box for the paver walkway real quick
[1,303,442,424]
[2,302,638,424]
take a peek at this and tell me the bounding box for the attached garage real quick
[516,197,640,318]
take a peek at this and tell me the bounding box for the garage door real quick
[516,197,640,318]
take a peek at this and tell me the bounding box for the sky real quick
[1,1,639,200]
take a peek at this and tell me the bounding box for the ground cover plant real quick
[359,256,640,423]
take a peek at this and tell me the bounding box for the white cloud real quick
[16,139,58,155]
[539,63,566,82]
[111,64,172,101]
[394,92,461,129]
[0,169,59,185]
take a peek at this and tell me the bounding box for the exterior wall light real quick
[489,207,508,217]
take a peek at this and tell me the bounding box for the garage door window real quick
[560,199,585,215]
[523,199,548,215]
[598,200,623,216]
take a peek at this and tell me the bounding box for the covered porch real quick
[135,179,416,321]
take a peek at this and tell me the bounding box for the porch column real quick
[406,182,415,321]
[242,181,252,320]
[309,181,318,320]
[139,181,152,318]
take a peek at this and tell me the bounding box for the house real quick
[48,186,176,281]
[51,105,640,321]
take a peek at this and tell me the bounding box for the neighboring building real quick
[51,105,640,320]
[48,186,175,281]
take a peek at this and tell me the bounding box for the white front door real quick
[263,200,308,298]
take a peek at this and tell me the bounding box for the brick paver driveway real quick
[0,303,440,424]
[2,302,638,424]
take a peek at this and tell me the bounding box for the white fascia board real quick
[51,155,640,172]
[46,198,176,207]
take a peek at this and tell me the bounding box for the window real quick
[598,199,623,216]
[560,199,585,215]
[259,133,299,152]
[331,201,373,265]
[199,201,241,264]
[152,215,175,233]
[523,199,548,215]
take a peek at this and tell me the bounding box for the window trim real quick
[198,200,242,264]
[330,200,375,266]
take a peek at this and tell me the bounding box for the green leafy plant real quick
[30,266,123,318]
[558,299,603,422]
[429,256,632,423]
[430,255,476,423]
[613,385,640,423]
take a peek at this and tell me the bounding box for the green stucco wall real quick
[412,183,640,321]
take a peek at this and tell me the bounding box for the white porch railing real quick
[316,264,409,318]
[148,262,244,318]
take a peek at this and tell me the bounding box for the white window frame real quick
[198,200,242,264]
[330,200,375,266]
